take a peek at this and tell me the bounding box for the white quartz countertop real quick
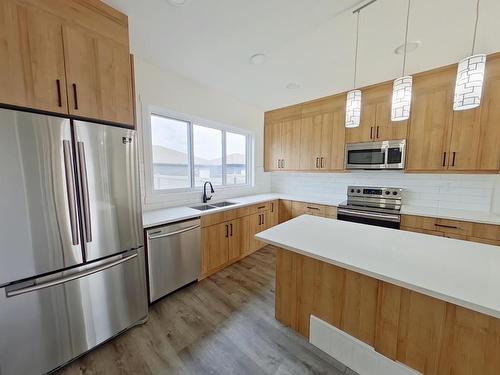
[256,215,500,319]
[142,193,500,228]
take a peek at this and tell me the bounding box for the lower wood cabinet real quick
[276,248,500,375]
[201,200,278,278]
[401,215,500,246]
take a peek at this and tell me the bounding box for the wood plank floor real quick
[57,246,357,375]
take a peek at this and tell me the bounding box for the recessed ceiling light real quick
[394,41,421,55]
[286,82,301,90]
[167,0,189,6]
[249,54,267,65]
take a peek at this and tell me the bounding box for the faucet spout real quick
[202,181,215,203]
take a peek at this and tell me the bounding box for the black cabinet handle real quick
[230,223,233,236]
[56,79,62,107]
[271,202,274,212]
[452,152,456,167]
[307,206,320,210]
[370,126,373,139]
[316,157,319,168]
[376,126,379,139]
[262,214,265,225]
[435,223,458,230]
[442,152,447,167]
[320,157,324,168]
[72,83,79,110]
[258,214,261,225]
[225,224,229,238]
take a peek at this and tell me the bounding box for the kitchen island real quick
[256,215,500,375]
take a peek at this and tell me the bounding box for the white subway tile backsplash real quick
[271,172,497,213]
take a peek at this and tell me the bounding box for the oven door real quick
[337,208,400,229]
[345,142,387,169]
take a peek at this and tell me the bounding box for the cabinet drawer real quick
[467,236,500,246]
[471,223,500,241]
[401,215,473,236]
[248,202,271,214]
[325,206,337,218]
[291,201,325,216]
[201,210,237,227]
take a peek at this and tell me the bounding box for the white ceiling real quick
[105,0,500,111]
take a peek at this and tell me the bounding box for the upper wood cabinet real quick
[0,0,134,127]
[264,105,301,171]
[299,95,346,171]
[63,24,134,125]
[407,56,500,172]
[346,83,408,144]
[0,0,68,114]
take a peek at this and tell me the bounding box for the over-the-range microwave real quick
[345,139,406,170]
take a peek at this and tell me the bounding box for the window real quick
[150,113,250,192]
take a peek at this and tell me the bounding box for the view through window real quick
[151,113,249,191]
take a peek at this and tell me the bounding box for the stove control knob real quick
[393,191,398,195]
[356,189,361,193]
[350,189,355,193]
[385,191,391,195]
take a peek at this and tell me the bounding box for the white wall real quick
[134,58,270,211]
[272,172,498,213]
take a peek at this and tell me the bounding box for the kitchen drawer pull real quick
[435,223,459,230]
[56,79,62,107]
[442,152,447,167]
[148,225,200,239]
[306,206,320,210]
[258,205,266,209]
[6,252,138,297]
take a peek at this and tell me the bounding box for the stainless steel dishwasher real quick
[146,218,201,303]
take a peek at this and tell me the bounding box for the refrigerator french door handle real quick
[6,251,138,297]
[63,140,79,246]
[77,141,92,243]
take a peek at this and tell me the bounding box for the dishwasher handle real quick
[148,224,200,240]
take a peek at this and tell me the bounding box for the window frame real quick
[144,106,253,198]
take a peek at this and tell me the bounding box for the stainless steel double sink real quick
[191,201,238,211]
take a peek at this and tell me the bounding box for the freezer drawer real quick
[0,248,148,375]
[147,219,201,303]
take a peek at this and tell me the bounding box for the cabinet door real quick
[375,97,408,141]
[0,0,67,113]
[264,121,282,171]
[63,25,134,126]
[228,217,249,261]
[449,55,500,172]
[269,200,279,227]
[281,117,301,170]
[299,114,322,170]
[279,200,293,223]
[327,105,346,170]
[201,223,229,275]
[248,212,266,253]
[346,100,376,143]
[406,68,455,171]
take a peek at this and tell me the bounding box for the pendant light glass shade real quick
[391,76,413,121]
[345,90,362,128]
[453,54,486,111]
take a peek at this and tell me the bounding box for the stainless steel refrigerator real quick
[0,108,148,375]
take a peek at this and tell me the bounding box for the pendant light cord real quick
[402,0,411,76]
[471,0,480,55]
[353,11,360,88]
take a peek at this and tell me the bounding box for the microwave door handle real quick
[63,140,79,246]
[77,142,92,243]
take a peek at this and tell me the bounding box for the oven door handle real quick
[337,208,400,223]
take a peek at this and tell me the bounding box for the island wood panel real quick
[275,247,500,375]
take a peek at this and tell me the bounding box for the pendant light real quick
[453,0,486,111]
[391,0,413,122]
[345,10,362,128]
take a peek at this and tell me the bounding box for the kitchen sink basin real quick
[191,205,217,211]
[210,201,238,207]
